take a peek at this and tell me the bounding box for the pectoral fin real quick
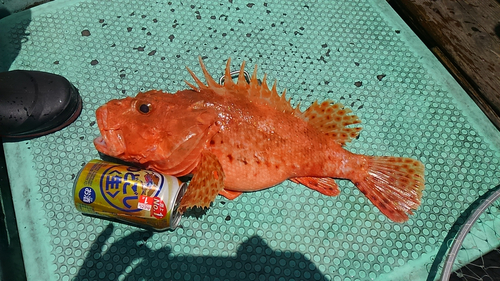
[178,150,225,213]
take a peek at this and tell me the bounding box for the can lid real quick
[169,182,188,229]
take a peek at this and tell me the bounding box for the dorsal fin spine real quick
[271,80,277,96]
[237,61,247,85]
[261,74,268,89]
[198,56,219,89]
[185,80,199,91]
[295,102,302,112]
[224,58,235,87]
[251,65,259,85]
[186,66,207,89]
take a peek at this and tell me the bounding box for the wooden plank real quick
[391,0,500,129]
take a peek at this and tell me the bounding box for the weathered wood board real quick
[391,0,500,129]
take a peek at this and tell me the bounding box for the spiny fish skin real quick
[94,57,424,222]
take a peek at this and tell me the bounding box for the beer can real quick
[73,159,187,230]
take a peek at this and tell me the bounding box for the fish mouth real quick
[94,128,127,157]
[93,133,123,156]
[94,106,126,156]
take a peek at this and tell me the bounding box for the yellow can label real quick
[74,160,185,230]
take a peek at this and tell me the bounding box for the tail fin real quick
[355,156,425,223]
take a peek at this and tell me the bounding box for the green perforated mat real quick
[1,0,500,280]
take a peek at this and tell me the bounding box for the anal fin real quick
[178,151,225,213]
[290,177,340,196]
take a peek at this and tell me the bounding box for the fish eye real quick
[138,103,151,114]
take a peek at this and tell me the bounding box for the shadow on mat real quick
[0,6,32,281]
[0,6,31,71]
[74,224,328,280]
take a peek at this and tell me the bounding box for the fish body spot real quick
[254,156,261,164]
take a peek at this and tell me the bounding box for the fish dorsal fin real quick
[186,57,301,115]
[244,63,299,114]
[186,60,219,91]
[186,57,362,145]
[299,100,362,145]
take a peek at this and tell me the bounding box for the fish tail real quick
[353,156,425,222]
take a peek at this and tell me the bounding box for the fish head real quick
[94,90,217,171]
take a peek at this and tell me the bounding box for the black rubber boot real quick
[0,70,82,139]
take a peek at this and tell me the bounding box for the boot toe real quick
[0,70,82,138]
